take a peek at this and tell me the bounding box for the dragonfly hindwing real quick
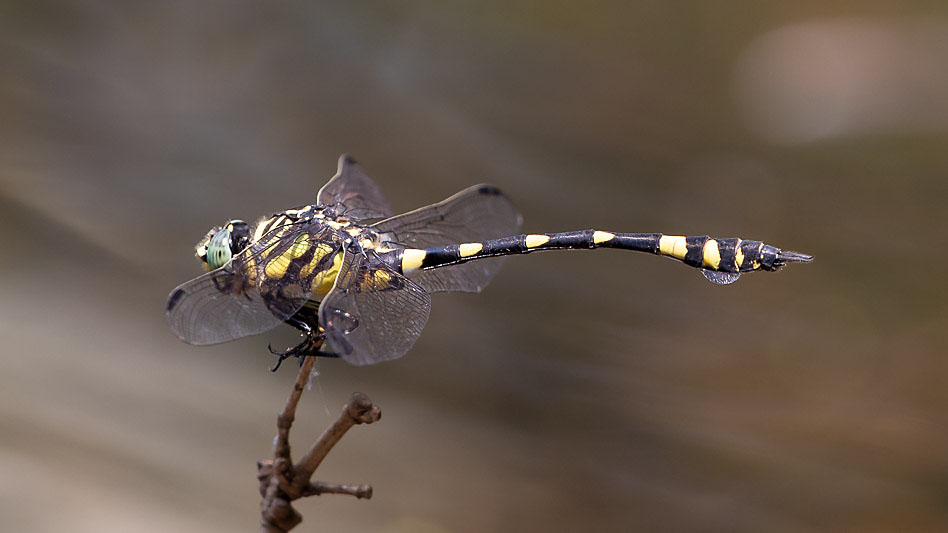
[373,184,522,292]
[319,248,431,365]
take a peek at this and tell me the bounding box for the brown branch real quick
[258,357,380,532]
[301,482,373,499]
[296,392,381,481]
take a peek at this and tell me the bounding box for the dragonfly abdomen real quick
[396,230,812,282]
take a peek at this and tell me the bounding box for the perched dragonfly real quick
[167,155,812,368]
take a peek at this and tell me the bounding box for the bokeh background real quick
[2,1,946,531]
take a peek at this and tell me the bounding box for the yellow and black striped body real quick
[244,207,388,301]
[394,230,811,280]
[205,210,810,307]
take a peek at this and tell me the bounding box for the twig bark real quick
[258,357,381,532]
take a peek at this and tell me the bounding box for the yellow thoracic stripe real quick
[289,234,310,258]
[658,235,687,259]
[593,231,615,244]
[312,252,342,296]
[300,242,334,278]
[264,234,312,279]
[256,216,295,261]
[252,218,272,242]
[459,243,483,257]
[402,249,427,274]
[735,239,744,268]
[702,239,721,269]
[525,234,550,248]
[265,255,291,280]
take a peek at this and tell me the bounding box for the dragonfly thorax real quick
[243,208,392,299]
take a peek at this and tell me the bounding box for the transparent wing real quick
[316,155,393,220]
[166,267,284,345]
[373,184,521,247]
[167,218,335,345]
[319,248,431,366]
[372,184,522,293]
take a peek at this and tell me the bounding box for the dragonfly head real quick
[195,220,251,271]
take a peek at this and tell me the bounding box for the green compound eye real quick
[206,228,233,270]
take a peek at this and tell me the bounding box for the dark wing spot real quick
[166,288,186,312]
[476,185,503,196]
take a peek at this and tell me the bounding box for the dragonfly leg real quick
[268,317,327,372]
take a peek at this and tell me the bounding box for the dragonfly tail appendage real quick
[775,250,814,267]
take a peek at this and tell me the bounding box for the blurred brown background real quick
[1,1,946,531]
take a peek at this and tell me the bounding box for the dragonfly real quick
[166,155,813,369]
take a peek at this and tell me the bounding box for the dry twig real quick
[258,356,380,532]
